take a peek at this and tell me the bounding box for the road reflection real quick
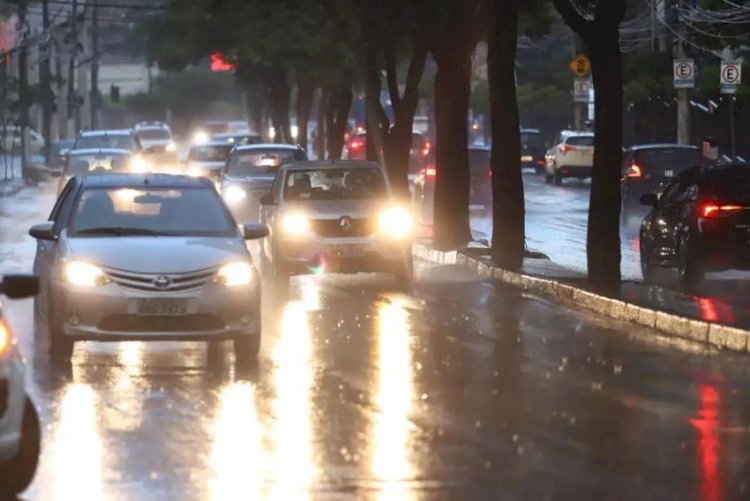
[690,383,722,501]
[371,296,415,499]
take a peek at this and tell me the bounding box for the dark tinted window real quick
[76,134,136,150]
[566,136,594,147]
[469,150,491,172]
[704,169,750,201]
[521,131,543,147]
[227,148,306,175]
[188,145,232,162]
[636,148,700,172]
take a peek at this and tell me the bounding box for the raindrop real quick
[517,446,525,455]
[421,393,428,401]
[484,460,492,469]
[415,362,423,371]
[475,420,482,428]
[569,416,577,425]
[613,364,623,375]
[591,382,603,391]
[150,472,158,480]
[512,434,519,442]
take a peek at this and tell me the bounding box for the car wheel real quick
[48,296,74,364]
[0,397,41,496]
[234,333,260,367]
[640,239,657,283]
[678,236,704,287]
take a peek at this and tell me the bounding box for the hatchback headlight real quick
[63,261,110,287]
[223,185,246,204]
[282,213,309,235]
[0,320,12,356]
[215,262,254,287]
[379,207,413,238]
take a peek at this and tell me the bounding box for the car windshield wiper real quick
[75,227,169,236]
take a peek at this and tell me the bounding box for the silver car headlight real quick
[214,262,254,287]
[223,185,246,204]
[63,261,111,287]
[282,213,310,235]
[378,206,413,238]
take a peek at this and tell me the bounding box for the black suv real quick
[639,164,750,286]
[621,144,701,211]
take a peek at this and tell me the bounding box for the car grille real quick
[98,314,225,332]
[0,380,7,418]
[310,218,377,238]
[106,267,216,292]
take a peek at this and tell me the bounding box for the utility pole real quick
[40,0,53,163]
[90,0,99,128]
[67,0,78,136]
[17,0,30,180]
[675,2,690,145]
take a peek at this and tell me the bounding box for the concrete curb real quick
[415,243,750,354]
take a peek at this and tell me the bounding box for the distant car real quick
[412,147,491,224]
[185,141,234,184]
[259,160,413,288]
[520,128,546,173]
[639,163,750,286]
[47,139,75,171]
[73,129,143,154]
[344,132,431,176]
[221,144,308,223]
[0,274,41,497]
[191,121,243,144]
[30,174,268,365]
[134,122,176,155]
[0,125,45,154]
[214,132,264,146]
[621,144,702,211]
[544,131,594,185]
[56,148,136,194]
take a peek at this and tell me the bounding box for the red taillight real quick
[701,203,744,218]
[422,141,432,157]
[625,164,643,178]
[425,168,436,178]
[349,140,364,151]
[536,160,544,166]
[488,169,492,177]
[559,145,577,154]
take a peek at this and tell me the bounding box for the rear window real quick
[636,148,700,172]
[521,131,543,147]
[469,150,491,171]
[188,145,232,162]
[705,169,750,201]
[66,153,132,174]
[76,134,135,151]
[136,129,171,140]
[227,149,306,175]
[566,136,594,147]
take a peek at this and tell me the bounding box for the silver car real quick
[30,174,268,366]
[259,161,413,289]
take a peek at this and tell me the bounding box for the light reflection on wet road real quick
[4,184,750,499]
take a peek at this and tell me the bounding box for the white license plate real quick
[664,170,675,177]
[132,298,188,316]
[331,246,366,258]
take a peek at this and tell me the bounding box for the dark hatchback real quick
[520,128,545,172]
[622,144,702,210]
[639,164,750,286]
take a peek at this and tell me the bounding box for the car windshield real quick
[70,187,236,237]
[216,134,263,145]
[76,134,136,150]
[227,149,305,175]
[189,145,232,162]
[283,167,387,201]
[136,129,171,140]
[66,153,132,174]
[567,136,594,147]
[637,148,700,172]
[469,150,491,172]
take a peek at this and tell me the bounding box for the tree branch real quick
[385,44,401,110]
[552,0,594,38]
[595,0,627,29]
[399,42,427,120]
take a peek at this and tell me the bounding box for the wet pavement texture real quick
[472,173,750,329]
[3,183,750,499]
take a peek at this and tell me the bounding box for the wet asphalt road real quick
[3,184,750,499]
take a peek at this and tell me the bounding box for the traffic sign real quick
[573,78,591,103]
[673,59,694,89]
[721,61,742,94]
[569,54,591,78]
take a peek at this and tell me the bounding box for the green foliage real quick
[622,51,673,103]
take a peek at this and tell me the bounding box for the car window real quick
[189,145,232,162]
[283,167,386,201]
[76,134,136,151]
[521,132,543,147]
[635,148,700,173]
[49,182,74,222]
[469,150,491,172]
[52,183,78,234]
[70,187,236,237]
[66,153,132,174]
[227,149,305,175]
[659,181,684,205]
[566,136,594,147]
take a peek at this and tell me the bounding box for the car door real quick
[259,170,284,259]
[650,177,691,259]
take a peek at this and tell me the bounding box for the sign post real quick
[573,78,591,104]
[721,61,742,158]
[673,59,694,89]
[569,55,591,129]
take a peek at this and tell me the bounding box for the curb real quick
[415,243,750,354]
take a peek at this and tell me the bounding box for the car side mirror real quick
[260,193,276,206]
[0,274,39,299]
[243,222,269,240]
[29,222,57,241]
[640,194,658,208]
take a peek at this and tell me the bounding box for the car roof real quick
[68,148,132,156]
[233,143,300,152]
[215,132,261,138]
[77,174,213,188]
[79,129,133,137]
[520,128,541,134]
[627,144,698,152]
[285,160,381,171]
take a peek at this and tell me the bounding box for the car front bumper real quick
[0,352,26,461]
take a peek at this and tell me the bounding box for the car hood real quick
[63,236,248,273]
[282,199,390,219]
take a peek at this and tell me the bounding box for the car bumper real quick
[0,353,26,461]
[52,280,261,342]
[558,165,592,178]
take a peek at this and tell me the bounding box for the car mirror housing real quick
[1,274,39,299]
[260,193,276,206]
[243,222,269,240]
[29,222,57,241]
[640,194,659,208]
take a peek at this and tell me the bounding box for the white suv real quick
[0,275,41,496]
[545,131,595,185]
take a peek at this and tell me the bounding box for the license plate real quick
[664,170,675,177]
[331,246,366,258]
[132,298,188,316]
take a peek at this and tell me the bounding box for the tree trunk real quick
[267,69,291,143]
[326,85,353,160]
[296,79,314,151]
[363,43,389,163]
[586,31,623,292]
[316,88,330,159]
[488,0,525,269]
[432,46,473,249]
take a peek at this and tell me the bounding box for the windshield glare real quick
[228,149,304,175]
[189,145,232,162]
[283,168,386,201]
[66,153,132,174]
[70,187,236,236]
[76,135,136,150]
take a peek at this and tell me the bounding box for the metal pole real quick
[18,0,30,180]
[675,3,690,145]
[90,0,99,129]
[40,0,53,163]
[729,97,736,160]
[67,0,78,136]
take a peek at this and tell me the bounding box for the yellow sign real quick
[569,55,591,78]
